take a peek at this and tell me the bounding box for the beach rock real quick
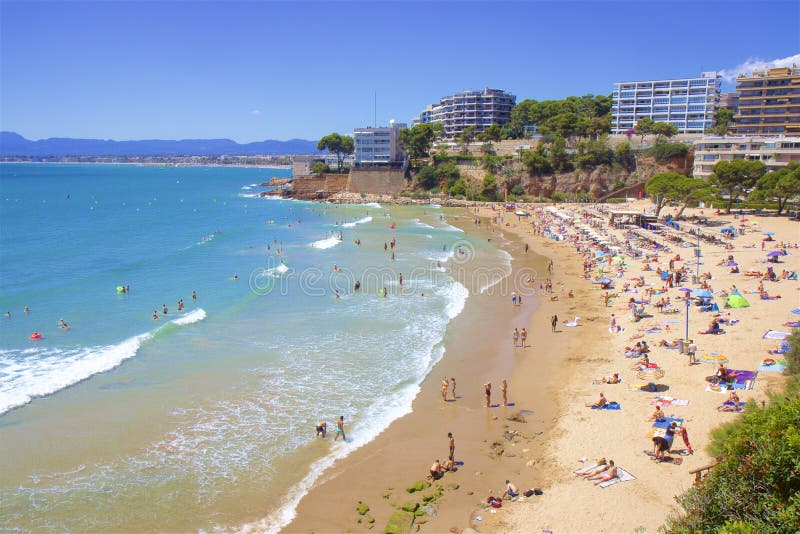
[446,483,460,490]
[467,491,474,495]
[384,511,414,534]
[421,505,437,517]
[367,516,375,524]
[503,452,517,457]
[356,503,370,515]
[401,501,419,513]
[406,481,430,493]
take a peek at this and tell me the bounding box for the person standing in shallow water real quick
[334,416,346,441]
[501,379,508,406]
[484,382,491,407]
[450,377,456,400]
[448,432,455,462]
[520,328,527,347]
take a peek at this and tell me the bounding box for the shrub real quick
[645,142,688,163]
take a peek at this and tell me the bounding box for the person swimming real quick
[162,304,168,315]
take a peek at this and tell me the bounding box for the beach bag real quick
[523,489,534,497]
[533,488,543,495]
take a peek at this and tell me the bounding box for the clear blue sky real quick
[1,1,798,142]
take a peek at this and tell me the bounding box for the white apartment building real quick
[611,72,721,134]
[692,136,800,179]
[353,121,406,166]
[413,88,516,139]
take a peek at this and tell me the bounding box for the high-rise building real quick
[692,136,800,180]
[611,72,721,134]
[353,121,406,166]
[733,66,800,136]
[719,92,740,113]
[413,88,516,139]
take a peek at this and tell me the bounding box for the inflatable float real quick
[763,358,776,366]
[30,332,42,340]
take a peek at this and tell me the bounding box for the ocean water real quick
[0,163,509,531]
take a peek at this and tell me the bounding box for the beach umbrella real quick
[726,293,749,308]
[720,227,735,233]
[678,287,693,293]
[595,251,606,258]
[791,308,800,315]
[763,231,774,236]
[699,353,729,364]
[692,289,714,298]
[766,251,782,258]
[727,261,738,267]
[597,277,613,284]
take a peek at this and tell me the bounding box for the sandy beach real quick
[279,199,798,534]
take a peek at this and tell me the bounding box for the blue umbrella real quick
[791,308,800,315]
[597,277,613,284]
[678,287,693,292]
[766,251,782,258]
[693,289,714,298]
[595,251,606,258]
[720,227,735,233]
[763,231,775,236]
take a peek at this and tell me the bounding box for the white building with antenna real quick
[353,120,407,166]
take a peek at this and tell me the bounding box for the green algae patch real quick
[384,511,414,534]
[405,481,430,493]
[356,502,370,515]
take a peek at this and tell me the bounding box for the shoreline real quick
[281,207,579,532]
[0,160,292,170]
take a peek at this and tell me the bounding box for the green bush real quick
[645,142,688,162]
[663,332,800,533]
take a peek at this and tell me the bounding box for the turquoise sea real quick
[0,163,510,531]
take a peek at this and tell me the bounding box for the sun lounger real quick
[598,467,636,488]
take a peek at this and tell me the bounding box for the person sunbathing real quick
[594,373,620,384]
[588,460,618,485]
[578,458,608,477]
[631,354,650,371]
[715,364,731,383]
[650,406,666,422]
[759,289,781,299]
[719,391,743,412]
[659,339,679,348]
[700,320,723,335]
[586,392,608,408]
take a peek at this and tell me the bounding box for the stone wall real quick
[346,168,407,194]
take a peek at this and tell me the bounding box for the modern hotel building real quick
[353,121,407,166]
[413,88,516,139]
[692,136,800,180]
[611,72,721,134]
[733,66,800,136]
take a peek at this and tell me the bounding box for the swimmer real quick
[153,310,159,320]
[233,273,238,280]
[192,290,197,301]
[162,304,168,315]
[335,290,340,299]
[315,421,327,438]
[24,306,29,313]
[334,416,346,441]
[177,299,184,311]
[59,319,69,330]
[354,280,361,291]
[5,311,10,318]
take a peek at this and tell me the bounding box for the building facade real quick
[611,72,721,134]
[412,88,516,139]
[353,121,406,166]
[692,136,800,179]
[733,66,800,136]
[719,92,740,113]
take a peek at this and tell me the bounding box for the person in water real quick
[162,304,168,315]
[334,416,346,441]
[59,319,69,330]
[153,311,159,320]
[315,421,327,438]
[24,306,29,314]
[233,273,238,280]
[177,299,184,311]
[192,290,197,301]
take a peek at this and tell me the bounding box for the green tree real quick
[399,124,437,164]
[749,162,800,214]
[415,165,438,190]
[435,161,460,189]
[479,123,503,142]
[310,161,330,176]
[481,173,498,201]
[459,125,477,151]
[549,137,572,173]
[448,178,467,197]
[541,112,579,139]
[707,108,735,136]
[522,144,552,176]
[481,153,504,174]
[710,159,768,213]
[671,176,713,219]
[634,117,655,142]
[613,141,636,173]
[652,122,679,142]
[317,133,354,172]
[575,137,613,170]
[645,172,684,217]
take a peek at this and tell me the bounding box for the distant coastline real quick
[0,158,292,170]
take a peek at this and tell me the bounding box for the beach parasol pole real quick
[685,297,690,342]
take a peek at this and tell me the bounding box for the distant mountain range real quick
[0,132,322,157]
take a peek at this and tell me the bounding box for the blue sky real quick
[1,1,798,142]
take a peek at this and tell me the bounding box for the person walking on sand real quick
[450,377,456,400]
[484,382,492,407]
[511,292,517,306]
[334,416,346,441]
[441,377,449,401]
[501,379,508,406]
[513,328,520,347]
[520,328,527,347]
[448,432,455,462]
[551,314,558,333]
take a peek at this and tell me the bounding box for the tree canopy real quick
[645,172,686,217]
[317,133,354,172]
[634,117,655,141]
[749,162,800,214]
[652,121,679,141]
[399,123,441,164]
[506,94,612,139]
[707,108,735,136]
[709,159,767,213]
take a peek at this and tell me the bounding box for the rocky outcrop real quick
[261,177,292,187]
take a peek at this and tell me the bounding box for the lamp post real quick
[696,234,701,282]
[685,296,691,341]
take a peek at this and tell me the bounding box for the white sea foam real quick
[0,333,150,415]
[363,202,381,208]
[479,249,513,294]
[341,216,372,228]
[171,308,207,326]
[413,219,435,229]
[310,236,342,249]
[0,309,207,415]
[238,193,259,199]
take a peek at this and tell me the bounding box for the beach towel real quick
[652,417,683,430]
[763,330,790,340]
[726,293,750,308]
[598,467,636,488]
[574,463,601,475]
[718,401,747,412]
[728,369,758,390]
[758,361,787,373]
[591,402,621,410]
